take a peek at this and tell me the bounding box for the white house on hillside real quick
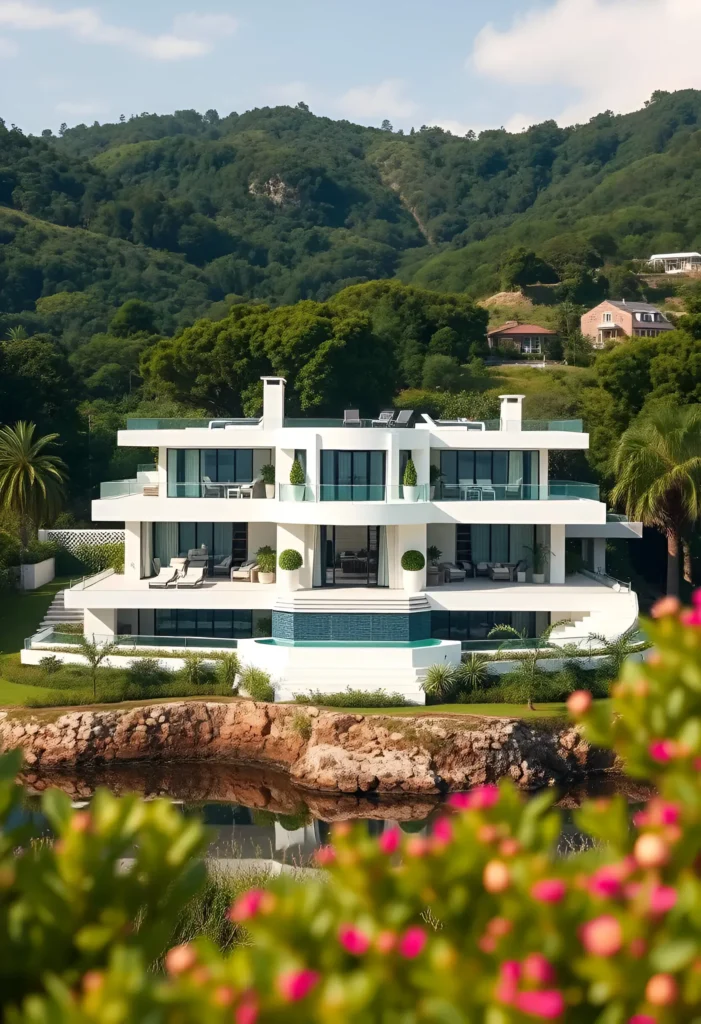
[26,381,642,702]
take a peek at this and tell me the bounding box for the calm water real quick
[18,762,652,866]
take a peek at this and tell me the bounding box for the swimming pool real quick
[254,638,443,649]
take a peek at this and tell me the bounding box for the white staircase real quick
[549,590,639,647]
[39,590,83,631]
[274,591,431,614]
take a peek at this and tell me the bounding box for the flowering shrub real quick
[3,596,701,1022]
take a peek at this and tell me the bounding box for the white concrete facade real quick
[43,380,642,697]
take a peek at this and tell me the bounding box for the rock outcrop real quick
[0,701,615,795]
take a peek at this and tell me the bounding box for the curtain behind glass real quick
[184,450,199,497]
[154,523,178,568]
[377,526,389,587]
[471,525,490,564]
[491,524,509,563]
[510,524,535,566]
[213,523,233,560]
[167,450,178,497]
[141,523,153,577]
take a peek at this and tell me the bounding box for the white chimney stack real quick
[261,377,286,429]
[499,394,525,432]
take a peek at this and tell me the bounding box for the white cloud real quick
[337,78,418,121]
[0,2,237,60]
[472,0,701,126]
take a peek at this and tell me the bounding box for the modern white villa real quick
[26,379,643,703]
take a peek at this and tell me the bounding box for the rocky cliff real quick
[0,701,615,795]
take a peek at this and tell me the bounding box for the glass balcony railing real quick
[278,483,315,502]
[318,484,386,502]
[125,416,584,432]
[434,481,600,502]
[386,485,431,502]
[28,631,240,650]
[100,478,144,498]
[168,481,258,498]
[126,418,260,429]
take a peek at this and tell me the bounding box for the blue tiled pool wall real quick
[272,610,431,643]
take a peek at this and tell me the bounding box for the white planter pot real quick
[265,484,275,499]
[289,485,306,502]
[278,568,300,592]
[532,573,545,584]
[403,569,423,594]
[403,486,420,503]
[258,571,275,585]
[517,571,527,583]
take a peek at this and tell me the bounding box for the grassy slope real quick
[0,578,69,705]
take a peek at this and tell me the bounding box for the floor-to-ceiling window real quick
[154,609,257,638]
[431,610,537,642]
[438,450,540,500]
[317,525,387,586]
[457,525,535,565]
[320,451,385,501]
[167,449,262,497]
[152,523,247,576]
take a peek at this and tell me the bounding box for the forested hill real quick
[4,89,701,340]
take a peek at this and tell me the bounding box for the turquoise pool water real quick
[255,638,443,649]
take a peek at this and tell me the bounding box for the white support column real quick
[84,608,116,641]
[124,521,141,579]
[277,524,312,590]
[394,524,427,590]
[593,538,607,575]
[549,524,566,585]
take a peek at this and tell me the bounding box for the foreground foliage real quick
[2,597,701,1021]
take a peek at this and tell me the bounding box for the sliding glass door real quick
[320,451,385,501]
[438,450,540,500]
[317,525,386,586]
[152,523,247,576]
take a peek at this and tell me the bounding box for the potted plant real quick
[278,548,303,591]
[401,549,425,594]
[403,457,419,502]
[289,458,306,502]
[527,541,551,584]
[517,562,527,584]
[429,464,442,500]
[426,544,443,585]
[260,464,275,499]
[256,546,276,584]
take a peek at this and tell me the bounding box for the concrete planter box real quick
[20,557,55,591]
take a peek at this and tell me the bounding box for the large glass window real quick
[152,523,247,576]
[438,450,540,500]
[431,611,537,643]
[167,449,257,497]
[320,451,385,501]
[155,609,254,639]
[317,525,384,587]
[457,525,535,564]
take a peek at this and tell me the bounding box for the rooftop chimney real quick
[261,377,286,429]
[499,394,525,432]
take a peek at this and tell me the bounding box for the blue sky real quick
[1,0,699,136]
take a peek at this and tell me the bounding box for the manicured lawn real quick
[0,578,70,706]
[326,703,572,719]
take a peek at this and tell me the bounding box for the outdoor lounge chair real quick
[176,566,206,588]
[231,560,258,582]
[343,409,362,427]
[475,562,490,577]
[489,564,512,582]
[149,559,179,588]
[440,562,467,582]
[372,410,395,427]
[236,476,262,499]
[213,555,233,576]
[392,409,413,427]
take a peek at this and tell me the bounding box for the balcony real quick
[434,481,600,502]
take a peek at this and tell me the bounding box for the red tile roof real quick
[488,322,557,336]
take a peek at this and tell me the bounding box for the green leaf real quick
[650,939,698,972]
[41,788,73,831]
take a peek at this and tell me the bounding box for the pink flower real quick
[531,879,566,904]
[657,802,681,826]
[628,1016,657,1024]
[651,595,680,618]
[496,960,522,1005]
[406,836,430,858]
[680,609,701,626]
[229,889,266,923]
[375,930,397,954]
[338,925,370,956]
[647,885,677,916]
[398,926,427,958]
[649,740,675,763]
[277,969,320,1002]
[515,990,565,1019]
[235,1000,258,1024]
[378,829,400,855]
[431,817,453,846]
[449,785,499,811]
[588,867,623,899]
[523,953,556,985]
[314,845,336,866]
[567,690,592,716]
[580,915,623,957]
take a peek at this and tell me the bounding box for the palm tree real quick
[610,406,701,596]
[488,620,570,709]
[587,626,644,678]
[0,423,67,547]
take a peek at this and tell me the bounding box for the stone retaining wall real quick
[0,700,615,794]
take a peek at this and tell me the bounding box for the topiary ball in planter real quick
[279,549,303,571]
[401,550,425,572]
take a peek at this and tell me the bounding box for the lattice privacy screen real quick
[39,529,125,554]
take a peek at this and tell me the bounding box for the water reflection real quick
[19,761,651,866]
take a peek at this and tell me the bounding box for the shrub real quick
[289,458,305,485]
[421,662,459,701]
[293,688,412,708]
[74,541,125,574]
[216,651,240,690]
[400,549,425,572]
[402,457,417,487]
[278,548,303,571]
[179,652,215,688]
[256,547,276,574]
[239,665,274,702]
[426,544,442,564]
[38,655,62,675]
[22,540,58,564]
[291,710,312,740]
[456,652,490,691]
[260,463,275,485]
[51,622,83,635]
[126,656,170,688]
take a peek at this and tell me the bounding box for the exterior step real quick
[39,590,83,630]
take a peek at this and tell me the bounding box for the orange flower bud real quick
[483,860,511,893]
